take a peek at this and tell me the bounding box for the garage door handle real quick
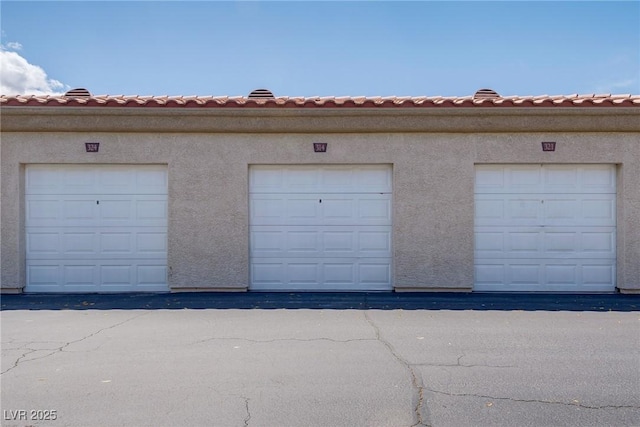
[97,200,99,205]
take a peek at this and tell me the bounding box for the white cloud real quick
[6,42,23,50]
[0,49,67,95]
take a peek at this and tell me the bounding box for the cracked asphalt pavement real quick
[1,297,639,427]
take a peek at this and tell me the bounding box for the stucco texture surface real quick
[1,108,639,292]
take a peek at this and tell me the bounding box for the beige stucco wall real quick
[1,107,639,292]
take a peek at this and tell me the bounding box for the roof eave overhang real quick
[1,106,639,133]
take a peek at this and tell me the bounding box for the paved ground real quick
[1,293,639,427]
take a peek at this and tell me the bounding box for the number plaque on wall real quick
[313,143,327,153]
[85,142,100,152]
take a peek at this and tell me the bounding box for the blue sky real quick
[1,1,638,97]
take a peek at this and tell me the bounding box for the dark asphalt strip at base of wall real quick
[1,292,638,312]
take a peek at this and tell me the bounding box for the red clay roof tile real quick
[1,93,639,108]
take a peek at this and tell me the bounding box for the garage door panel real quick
[137,265,168,287]
[26,167,63,193]
[26,198,61,224]
[27,265,61,289]
[100,232,134,255]
[28,231,100,257]
[475,260,615,292]
[475,164,615,292]
[100,265,134,287]
[323,230,354,253]
[324,263,356,285]
[133,168,168,193]
[546,264,578,285]
[100,199,132,221]
[475,197,542,226]
[475,194,615,226]
[544,199,579,221]
[544,164,616,193]
[288,169,321,190]
[250,193,391,226]
[101,196,167,226]
[99,168,135,189]
[251,226,391,257]
[64,232,97,255]
[476,227,616,259]
[581,165,616,191]
[509,231,540,253]
[359,231,391,254]
[508,264,542,285]
[508,198,542,222]
[251,258,391,291]
[27,259,167,292]
[136,232,168,254]
[475,199,505,223]
[359,197,392,221]
[509,166,544,189]
[250,165,392,194]
[475,231,504,253]
[582,265,615,286]
[322,198,353,220]
[475,263,505,286]
[544,166,579,191]
[544,232,578,253]
[27,228,166,259]
[287,231,320,253]
[545,195,615,226]
[26,165,167,195]
[64,200,97,222]
[476,164,542,192]
[98,168,167,194]
[251,230,285,253]
[581,231,615,253]
[476,165,543,193]
[288,197,321,220]
[476,165,616,194]
[250,165,392,291]
[63,264,96,287]
[581,198,616,223]
[249,168,284,192]
[27,232,60,255]
[251,262,285,286]
[135,198,168,223]
[359,263,392,286]
[250,195,321,225]
[25,165,168,292]
[27,195,167,228]
[28,197,99,227]
[288,263,320,285]
[250,197,285,223]
[355,165,393,191]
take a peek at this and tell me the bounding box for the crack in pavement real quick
[2,340,67,347]
[425,387,640,410]
[1,312,149,375]
[242,396,251,427]
[412,361,516,369]
[452,354,516,369]
[364,312,429,427]
[2,348,40,374]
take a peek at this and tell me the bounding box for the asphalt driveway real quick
[1,293,639,427]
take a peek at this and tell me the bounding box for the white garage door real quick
[475,164,616,292]
[25,165,168,293]
[250,165,392,291]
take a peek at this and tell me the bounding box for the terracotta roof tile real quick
[1,93,639,108]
